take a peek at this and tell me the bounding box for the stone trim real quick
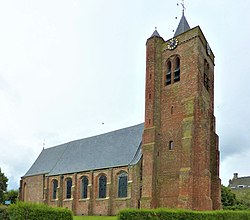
[78,198,90,201]
[63,198,73,201]
[95,197,110,201]
[115,197,131,201]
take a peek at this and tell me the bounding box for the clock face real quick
[167,38,178,50]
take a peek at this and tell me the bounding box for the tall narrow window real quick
[99,175,107,198]
[52,179,58,200]
[171,106,174,114]
[174,57,180,82]
[166,61,172,85]
[118,172,128,198]
[66,178,72,199]
[204,60,210,91]
[81,176,88,199]
[23,183,27,201]
[169,141,174,150]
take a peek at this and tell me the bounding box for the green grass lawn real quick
[74,216,117,220]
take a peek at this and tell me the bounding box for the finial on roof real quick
[150,27,161,38]
[43,139,45,150]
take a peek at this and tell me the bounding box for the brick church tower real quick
[140,12,221,210]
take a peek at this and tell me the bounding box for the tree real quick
[221,185,249,210]
[0,168,8,204]
[234,190,250,209]
[221,185,237,208]
[4,190,18,204]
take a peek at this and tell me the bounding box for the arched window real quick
[166,61,172,85]
[98,175,107,198]
[81,176,88,199]
[52,179,58,200]
[66,178,72,199]
[204,60,209,91]
[174,57,180,82]
[23,183,27,201]
[118,172,128,198]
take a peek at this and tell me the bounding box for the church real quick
[19,11,221,216]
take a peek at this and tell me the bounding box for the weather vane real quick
[181,0,186,12]
[174,0,186,32]
[177,0,186,15]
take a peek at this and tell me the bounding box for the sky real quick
[0,0,250,190]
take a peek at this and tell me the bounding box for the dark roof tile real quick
[174,12,190,37]
[151,29,161,38]
[23,123,144,177]
[230,176,250,187]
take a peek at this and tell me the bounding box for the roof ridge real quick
[45,123,144,150]
[237,176,250,179]
[23,123,144,177]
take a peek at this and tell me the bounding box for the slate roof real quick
[23,123,144,177]
[151,29,161,38]
[174,12,190,37]
[229,176,250,188]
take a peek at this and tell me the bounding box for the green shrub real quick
[118,208,250,220]
[7,202,73,220]
[0,205,9,220]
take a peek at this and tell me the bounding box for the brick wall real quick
[141,26,221,210]
[22,163,141,216]
[21,175,45,203]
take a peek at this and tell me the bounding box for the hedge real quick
[7,202,73,220]
[118,208,250,220]
[0,205,9,220]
